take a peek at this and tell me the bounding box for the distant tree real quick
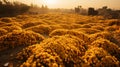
[28,4,49,14]
[75,5,82,13]
[102,6,108,9]
[98,6,120,19]
[41,5,48,10]
[41,5,44,9]
[88,7,98,15]
[45,5,48,9]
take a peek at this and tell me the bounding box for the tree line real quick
[0,0,50,17]
[0,0,30,17]
[75,6,120,19]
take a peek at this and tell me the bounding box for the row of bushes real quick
[16,34,120,67]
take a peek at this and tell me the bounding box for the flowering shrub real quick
[105,26,119,32]
[82,47,120,67]
[22,22,47,29]
[0,28,7,36]
[49,29,89,44]
[0,30,45,51]
[113,30,120,46]
[91,38,120,61]
[89,31,115,43]
[75,28,101,34]
[17,44,64,67]
[82,24,91,28]
[17,35,87,67]
[25,25,51,35]
[0,22,21,27]
[107,19,120,26]
[0,17,13,23]
[0,13,120,67]
[1,25,22,32]
[92,26,104,31]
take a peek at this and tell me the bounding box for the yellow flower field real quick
[0,13,120,67]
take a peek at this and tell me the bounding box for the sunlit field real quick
[0,0,120,66]
[0,13,120,67]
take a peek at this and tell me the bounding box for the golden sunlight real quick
[44,0,57,5]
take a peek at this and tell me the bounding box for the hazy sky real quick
[14,0,120,9]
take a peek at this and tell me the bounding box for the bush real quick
[0,22,21,27]
[59,24,82,29]
[91,26,104,31]
[91,38,120,61]
[21,50,63,67]
[22,22,47,29]
[49,29,90,44]
[49,25,63,31]
[0,17,13,22]
[17,35,87,67]
[70,24,82,29]
[49,29,68,37]
[25,25,51,35]
[107,19,120,26]
[0,22,5,26]
[60,24,72,29]
[113,30,120,47]
[105,26,119,32]
[1,25,22,32]
[0,28,7,36]
[75,28,101,34]
[81,24,91,28]
[41,35,87,66]
[0,30,45,51]
[42,34,87,55]
[82,47,120,67]
[89,31,116,43]
[16,15,30,20]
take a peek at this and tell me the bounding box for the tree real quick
[0,0,30,17]
[88,7,98,15]
[75,5,82,13]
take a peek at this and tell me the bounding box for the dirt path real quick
[0,46,26,67]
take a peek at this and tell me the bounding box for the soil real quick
[0,46,26,67]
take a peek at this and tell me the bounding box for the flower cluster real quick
[0,30,45,51]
